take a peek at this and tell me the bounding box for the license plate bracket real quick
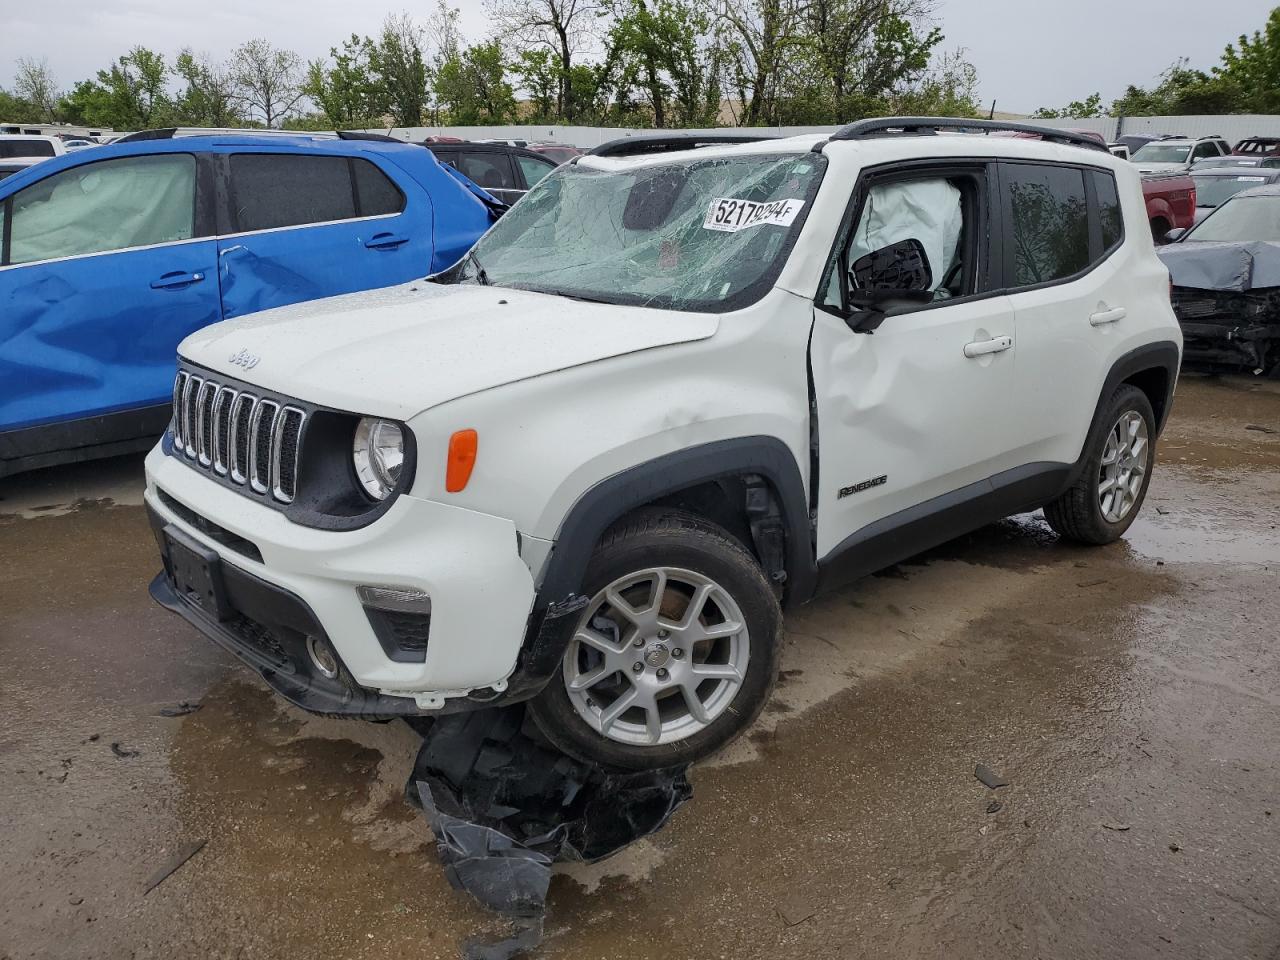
[163,525,232,621]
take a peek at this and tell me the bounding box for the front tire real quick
[527,510,782,771]
[1044,384,1156,545]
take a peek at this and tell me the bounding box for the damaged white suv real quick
[146,119,1182,769]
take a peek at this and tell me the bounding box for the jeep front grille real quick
[171,369,305,504]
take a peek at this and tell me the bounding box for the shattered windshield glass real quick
[454,152,827,312]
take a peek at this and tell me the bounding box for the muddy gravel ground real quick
[1,374,1277,960]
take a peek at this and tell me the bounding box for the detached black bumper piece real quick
[148,503,420,718]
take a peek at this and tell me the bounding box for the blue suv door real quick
[216,151,433,318]
[0,152,220,456]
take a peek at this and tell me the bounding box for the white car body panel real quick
[178,283,719,421]
[146,130,1182,709]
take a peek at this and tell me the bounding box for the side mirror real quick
[1163,227,1187,243]
[845,238,935,333]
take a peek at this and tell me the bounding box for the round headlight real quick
[353,418,405,501]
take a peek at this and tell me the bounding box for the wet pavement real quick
[1,374,1277,960]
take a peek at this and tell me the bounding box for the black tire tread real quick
[1043,384,1155,545]
[527,507,782,771]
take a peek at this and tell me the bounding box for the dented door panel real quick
[0,240,221,432]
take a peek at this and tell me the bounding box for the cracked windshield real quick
[460,153,827,311]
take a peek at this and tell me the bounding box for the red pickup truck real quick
[1143,172,1196,243]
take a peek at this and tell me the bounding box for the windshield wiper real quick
[469,252,491,286]
[539,289,613,304]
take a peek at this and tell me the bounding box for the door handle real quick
[963,335,1013,359]
[1089,306,1127,326]
[365,233,409,250]
[150,271,205,289]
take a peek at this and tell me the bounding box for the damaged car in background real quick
[0,131,502,478]
[1160,184,1280,376]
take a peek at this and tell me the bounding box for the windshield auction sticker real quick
[703,197,805,233]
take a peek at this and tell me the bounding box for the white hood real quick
[1137,162,1185,174]
[179,282,719,420]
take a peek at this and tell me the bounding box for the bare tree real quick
[486,0,599,120]
[229,39,306,127]
[13,57,61,121]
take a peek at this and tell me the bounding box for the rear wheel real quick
[527,511,782,770]
[1044,385,1156,544]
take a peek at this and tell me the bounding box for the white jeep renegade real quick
[145,119,1182,770]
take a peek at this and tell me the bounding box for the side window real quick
[3,154,196,266]
[1092,170,1124,251]
[516,154,556,188]
[1005,163,1089,286]
[458,153,516,190]
[352,158,404,217]
[1192,142,1218,161]
[230,154,355,232]
[819,172,979,314]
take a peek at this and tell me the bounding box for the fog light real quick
[357,585,432,614]
[306,635,339,679]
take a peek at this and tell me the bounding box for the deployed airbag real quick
[848,179,963,292]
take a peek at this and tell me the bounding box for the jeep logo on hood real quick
[228,348,260,370]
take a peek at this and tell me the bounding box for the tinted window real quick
[352,158,404,216]
[516,154,555,188]
[1192,142,1218,160]
[4,154,196,265]
[231,154,355,232]
[1092,170,1123,249]
[0,140,55,158]
[458,152,516,190]
[1006,163,1089,286]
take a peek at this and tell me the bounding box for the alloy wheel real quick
[561,566,750,747]
[1098,410,1149,523]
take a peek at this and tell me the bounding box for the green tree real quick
[13,58,61,121]
[434,41,517,123]
[0,87,35,122]
[1032,92,1103,119]
[513,49,560,120]
[304,35,387,127]
[370,13,430,126]
[60,47,173,128]
[607,0,719,127]
[892,48,982,118]
[1217,8,1280,112]
[174,50,240,126]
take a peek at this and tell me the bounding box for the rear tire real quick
[1044,385,1156,545]
[527,510,782,771]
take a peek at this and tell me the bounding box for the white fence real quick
[1025,115,1280,145]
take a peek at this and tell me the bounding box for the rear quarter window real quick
[1005,163,1090,286]
[1092,170,1123,251]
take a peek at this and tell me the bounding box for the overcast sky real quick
[3,0,1277,117]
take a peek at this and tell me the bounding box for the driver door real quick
[809,162,1020,560]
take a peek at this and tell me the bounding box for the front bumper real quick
[144,445,537,711]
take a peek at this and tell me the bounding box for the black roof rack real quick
[588,132,781,158]
[823,117,1108,153]
[336,130,403,143]
[113,128,178,143]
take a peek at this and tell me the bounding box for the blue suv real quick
[0,132,499,477]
